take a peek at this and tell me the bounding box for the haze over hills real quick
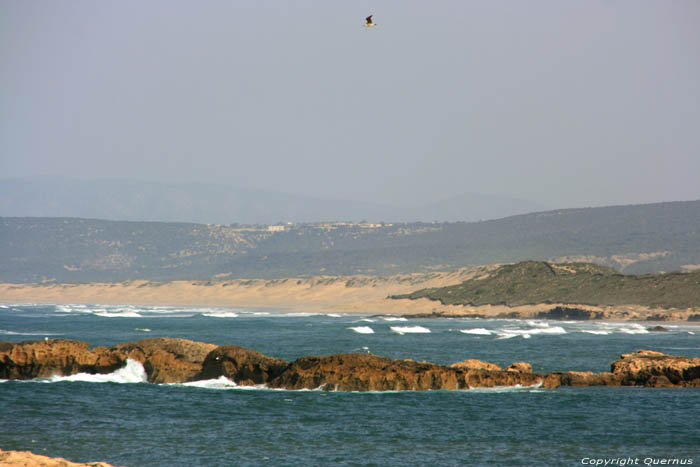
[0,177,547,224]
[1,200,699,283]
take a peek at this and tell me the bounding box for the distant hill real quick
[391,261,700,310]
[0,177,547,224]
[1,200,699,283]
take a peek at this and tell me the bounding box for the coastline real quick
[1,267,697,322]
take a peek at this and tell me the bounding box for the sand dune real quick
[0,266,695,321]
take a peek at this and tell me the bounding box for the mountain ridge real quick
[0,176,547,224]
[1,199,699,283]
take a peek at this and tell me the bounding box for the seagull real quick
[365,15,375,27]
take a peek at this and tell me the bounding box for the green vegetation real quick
[392,261,700,309]
[1,200,699,283]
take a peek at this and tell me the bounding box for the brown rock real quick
[449,359,502,371]
[0,339,123,380]
[0,448,121,466]
[611,349,700,387]
[555,371,623,386]
[507,362,533,373]
[195,345,288,385]
[267,353,550,391]
[269,353,462,391]
[109,338,218,384]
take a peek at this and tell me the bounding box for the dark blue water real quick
[2,304,699,466]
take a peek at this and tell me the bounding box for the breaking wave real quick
[460,328,493,335]
[495,326,567,339]
[348,326,375,334]
[391,326,431,335]
[202,312,239,318]
[0,329,62,336]
[41,359,147,384]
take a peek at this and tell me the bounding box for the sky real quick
[1,0,699,210]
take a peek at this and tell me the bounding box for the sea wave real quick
[178,376,241,390]
[0,329,62,336]
[41,359,147,384]
[94,311,143,318]
[460,328,493,335]
[382,317,408,322]
[390,326,431,335]
[202,312,239,318]
[348,326,375,334]
[496,326,567,339]
[467,381,544,393]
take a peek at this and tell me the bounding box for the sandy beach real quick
[1,267,697,321]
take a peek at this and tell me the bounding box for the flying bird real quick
[365,15,375,27]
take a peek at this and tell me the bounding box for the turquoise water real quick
[2,304,699,466]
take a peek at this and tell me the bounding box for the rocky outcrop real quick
[551,350,700,388]
[2,340,699,391]
[507,362,533,373]
[196,345,288,385]
[0,449,120,467]
[449,359,502,371]
[109,338,218,384]
[267,354,556,391]
[0,338,216,384]
[0,339,123,380]
[554,371,623,386]
[536,307,604,320]
[609,350,700,387]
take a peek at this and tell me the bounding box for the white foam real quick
[45,359,147,384]
[94,311,142,318]
[202,312,239,318]
[616,324,649,334]
[390,326,431,335]
[55,305,92,314]
[0,329,62,336]
[496,326,567,339]
[525,320,550,328]
[496,333,517,339]
[135,328,152,332]
[460,328,493,335]
[383,317,408,322]
[581,330,611,335]
[467,381,544,393]
[348,326,375,334]
[179,376,240,390]
[326,313,343,318]
[689,331,696,335]
[353,318,376,323]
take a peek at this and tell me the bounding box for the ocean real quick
[1,304,699,466]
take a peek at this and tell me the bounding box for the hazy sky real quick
[2,1,699,209]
